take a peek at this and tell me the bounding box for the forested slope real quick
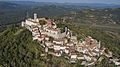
[0,25,75,67]
[0,24,119,67]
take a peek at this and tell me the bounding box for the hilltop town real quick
[21,13,120,66]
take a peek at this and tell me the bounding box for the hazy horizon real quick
[1,0,120,4]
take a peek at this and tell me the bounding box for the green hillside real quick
[0,25,79,67]
[57,22,120,57]
[58,8,120,25]
[0,24,119,67]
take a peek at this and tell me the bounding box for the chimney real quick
[34,13,37,19]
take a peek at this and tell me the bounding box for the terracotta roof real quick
[89,44,97,49]
[38,36,43,38]
[32,29,38,32]
[54,50,60,53]
[69,46,76,53]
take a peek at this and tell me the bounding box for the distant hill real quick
[9,1,40,6]
[0,1,120,25]
[58,8,120,25]
[0,1,28,25]
[1,1,120,9]
[0,1,18,9]
[8,1,120,8]
[61,3,120,8]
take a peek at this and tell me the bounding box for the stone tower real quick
[34,13,37,20]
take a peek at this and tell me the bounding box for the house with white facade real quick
[21,13,118,66]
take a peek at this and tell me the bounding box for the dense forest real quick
[0,24,119,67]
[0,1,120,67]
[0,25,71,67]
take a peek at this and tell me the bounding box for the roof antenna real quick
[26,11,29,19]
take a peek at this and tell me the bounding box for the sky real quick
[2,0,120,4]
